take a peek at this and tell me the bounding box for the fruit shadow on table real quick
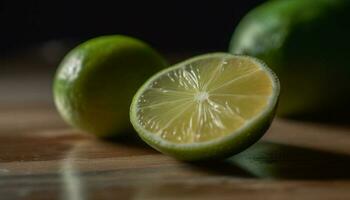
[190,141,350,180]
[102,129,155,150]
[104,130,350,180]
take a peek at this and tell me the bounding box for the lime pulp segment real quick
[133,53,279,147]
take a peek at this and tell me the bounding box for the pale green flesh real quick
[135,55,274,144]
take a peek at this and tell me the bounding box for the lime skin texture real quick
[53,35,167,137]
[230,0,350,118]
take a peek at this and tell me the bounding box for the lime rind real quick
[53,35,167,137]
[130,53,280,160]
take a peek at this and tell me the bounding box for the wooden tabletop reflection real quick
[1,51,350,199]
[2,103,350,199]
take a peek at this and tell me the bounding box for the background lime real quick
[53,35,167,137]
[230,0,350,118]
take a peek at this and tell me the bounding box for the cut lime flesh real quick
[130,53,279,160]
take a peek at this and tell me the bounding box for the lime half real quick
[130,53,280,160]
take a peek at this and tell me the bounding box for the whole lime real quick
[53,35,167,137]
[230,0,350,118]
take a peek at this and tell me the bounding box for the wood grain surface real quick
[1,54,350,199]
[2,103,350,199]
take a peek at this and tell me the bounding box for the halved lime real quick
[130,53,280,160]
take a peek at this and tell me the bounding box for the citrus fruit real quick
[229,0,350,117]
[53,35,167,137]
[130,53,280,160]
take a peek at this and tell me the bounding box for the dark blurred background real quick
[0,1,265,105]
[0,1,265,55]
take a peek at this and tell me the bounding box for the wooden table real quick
[1,52,350,199]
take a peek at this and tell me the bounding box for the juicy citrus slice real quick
[130,53,280,160]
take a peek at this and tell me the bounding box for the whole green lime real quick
[53,35,167,137]
[230,0,350,118]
